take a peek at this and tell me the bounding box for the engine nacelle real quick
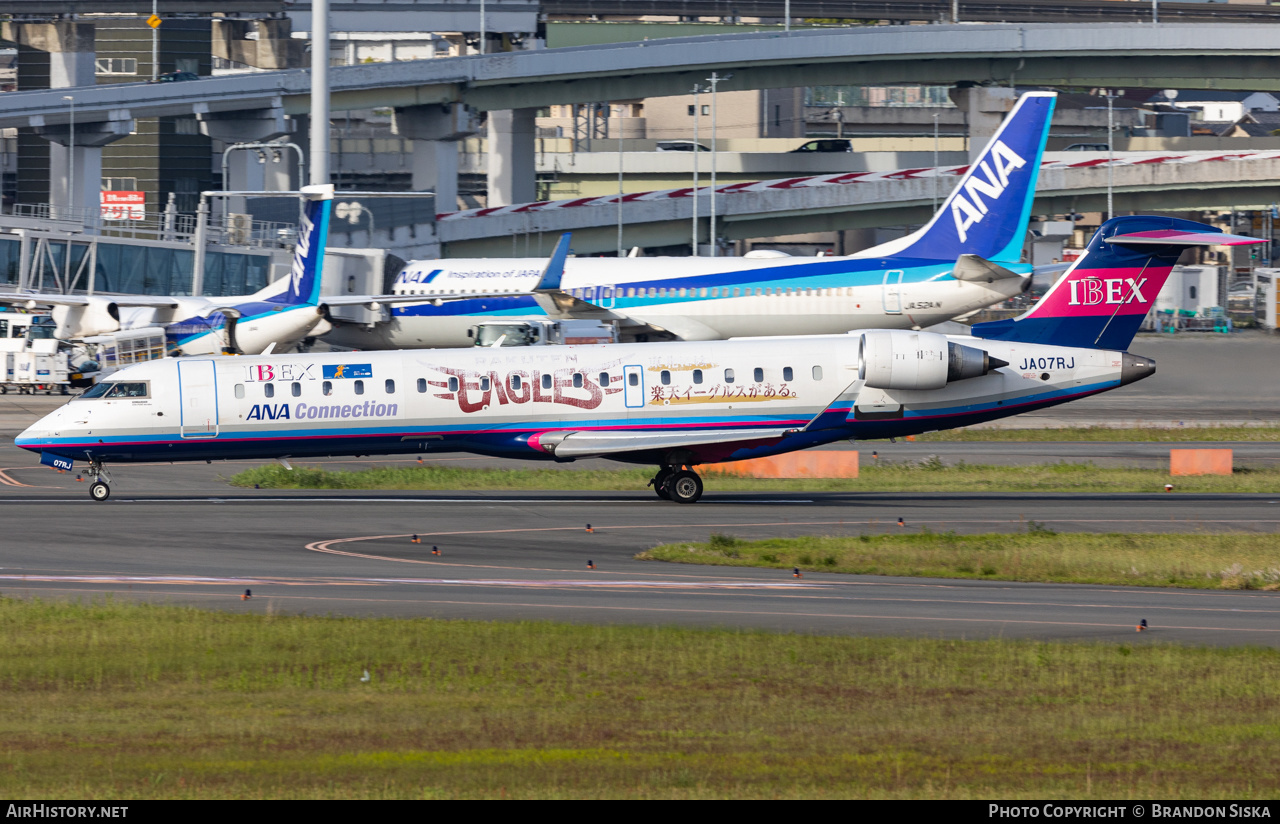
[51,299,121,338]
[859,329,1003,390]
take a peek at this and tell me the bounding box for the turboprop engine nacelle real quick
[858,329,1006,390]
[51,299,121,338]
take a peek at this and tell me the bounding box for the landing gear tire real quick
[89,481,110,502]
[667,470,703,504]
[650,467,673,500]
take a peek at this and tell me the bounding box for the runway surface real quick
[0,335,1275,645]
[0,484,1276,647]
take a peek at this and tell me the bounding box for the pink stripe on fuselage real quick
[1030,264,1172,318]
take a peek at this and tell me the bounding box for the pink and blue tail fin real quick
[890,91,1055,264]
[265,184,332,306]
[971,216,1263,351]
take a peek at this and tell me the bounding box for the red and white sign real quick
[101,191,145,221]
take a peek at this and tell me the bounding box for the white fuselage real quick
[19,333,1138,471]
[324,256,1027,349]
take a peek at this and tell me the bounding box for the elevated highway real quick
[6,22,1280,130]
[435,150,1280,255]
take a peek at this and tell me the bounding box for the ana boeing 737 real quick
[17,215,1260,502]
[321,92,1058,349]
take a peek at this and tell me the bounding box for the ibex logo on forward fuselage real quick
[950,141,1027,243]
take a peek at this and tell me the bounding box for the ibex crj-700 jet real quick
[18,216,1260,502]
[0,186,336,356]
[322,92,1059,349]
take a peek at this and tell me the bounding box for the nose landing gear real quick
[648,465,703,504]
[85,461,111,502]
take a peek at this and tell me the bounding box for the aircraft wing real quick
[0,292,180,308]
[532,427,797,459]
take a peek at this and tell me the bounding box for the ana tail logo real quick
[950,141,1027,243]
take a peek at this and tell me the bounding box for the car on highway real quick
[789,139,853,153]
[655,140,711,152]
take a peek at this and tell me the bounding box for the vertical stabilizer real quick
[265,184,333,305]
[972,216,1263,350]
[885,91,1056,263]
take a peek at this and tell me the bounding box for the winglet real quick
[534,233,572,293]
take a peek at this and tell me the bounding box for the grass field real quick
[639,531,1280,590]
[2,597,1278,799]
[915,426,1280,442]
[229,460,1280,494]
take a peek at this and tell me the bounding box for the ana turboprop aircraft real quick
[0,186,336,356]
[321,92,1058,349]
[17,216,1260,503]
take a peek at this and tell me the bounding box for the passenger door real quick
[178,359,219,438]
[882,269,904,315]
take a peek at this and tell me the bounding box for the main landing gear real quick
[86,461,111,502]
[648,465,704,504]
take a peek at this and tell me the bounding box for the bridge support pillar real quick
[32,118,134,220]
[2,21,97,212]
[393,104,479,214]
[950,85,1018,163]
[486,108,536,207]
[197,102,293,214]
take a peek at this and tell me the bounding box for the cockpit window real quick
[78,381,149,400]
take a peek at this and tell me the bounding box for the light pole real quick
[691,83,703,256]
[310,0,330,186]
[707,71,730,257]
[1104,88,1118,220]
[480,0,486,54]
[63,95,74,220]
[932,111,940,212]
[617,107,624,257]
[151,0,158,81]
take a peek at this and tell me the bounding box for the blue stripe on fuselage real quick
[391,257,1002,318]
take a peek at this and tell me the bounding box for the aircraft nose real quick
[1120,352,1156,386]
[15,409,60,451]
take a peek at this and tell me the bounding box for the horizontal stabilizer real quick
[533,427,794,458]
[952,254,1028,283]
[1105,230,1264,247]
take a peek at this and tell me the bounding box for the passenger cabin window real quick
[323,381,333,396]
[291,381,301,397]
[812,366,823,381]
[783,367,793,382]
[235,384,245,399]
[264,383,275,399]
[724,368,735,384]
[417,378,427,393]
[511,374,522,390]
[78,381,150,399]
[573,373,583,388]
[354,380,364,396]
[598,372,608,386]
[542,374,552,390]
[480,377,491,392]
[693,369,703,385]
[385,379,395,394]
[628,373,639,387]
[660,370,671,386]
[448,377,459,392]
[753,367,764,382]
